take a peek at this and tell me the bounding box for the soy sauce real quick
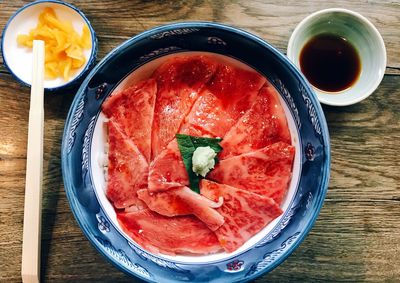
[299,33,361,92]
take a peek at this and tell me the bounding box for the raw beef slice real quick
[208,142,295,205]
[151,55,217,159]
[106,119,148,209]
[117,209,222,255]
[102,79,157,162]
[180,64,266,138]
[201,180,282,253]
[137,186,224,231]
[220,82,292,159]
[147,139,188,192]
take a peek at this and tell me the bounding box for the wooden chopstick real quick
[21,40,45,283]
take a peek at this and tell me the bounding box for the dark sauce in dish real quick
[299,33,361,93]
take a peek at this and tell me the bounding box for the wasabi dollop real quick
[192,146,217,177]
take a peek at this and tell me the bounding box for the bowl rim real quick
[61,21,331,282]
[1,0,98,92]
[287,8,387,106]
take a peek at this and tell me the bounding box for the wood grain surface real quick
[0,1,399,282]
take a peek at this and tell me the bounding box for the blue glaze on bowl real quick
[1,0,97,92]
[61,22,330,282]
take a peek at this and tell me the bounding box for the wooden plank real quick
[0,1,399,71]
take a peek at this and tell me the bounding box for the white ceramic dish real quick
[1,0,97,91]
[90,52,302,263]
[287,8,386,106]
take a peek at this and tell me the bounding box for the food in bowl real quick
[2,0,97,91]
[287,8,386,106]
[62,22,330,282]
[16,7,91,81]
[100,53,295,255]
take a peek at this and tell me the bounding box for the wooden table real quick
[1,1,399,282]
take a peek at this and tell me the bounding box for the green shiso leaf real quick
[175,134,223,193]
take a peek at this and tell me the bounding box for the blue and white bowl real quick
[1,0,97,91]
[61,22,330,282]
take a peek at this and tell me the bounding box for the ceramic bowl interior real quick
[1,0,97,91]
[91,51,302,263]
[62,22,330,283]
[287,8,386,106]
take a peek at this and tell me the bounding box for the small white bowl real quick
[287,8,386,106]
[1,0,97,91]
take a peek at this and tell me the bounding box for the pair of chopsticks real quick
[21,40,45,283]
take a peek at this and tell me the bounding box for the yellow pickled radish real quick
[17,7,91,81]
